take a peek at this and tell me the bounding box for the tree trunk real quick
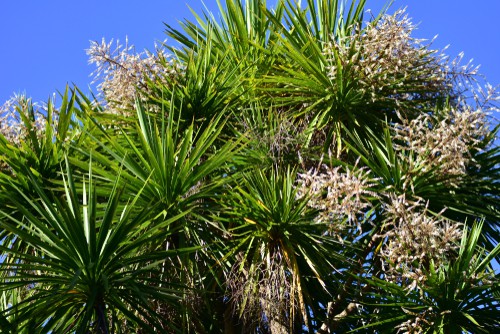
[269,319,288,334]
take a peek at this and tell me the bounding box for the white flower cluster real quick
[324,9,449,103]
[381,194,461,289]
[395,306,435,334]
[297,163,378,233]
[0,95,53,147]
[0,95,23,147]
[393,106,489,182]
[87,38,177,113]
[0,95,56,172]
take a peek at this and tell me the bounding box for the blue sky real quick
[1,0,499,105]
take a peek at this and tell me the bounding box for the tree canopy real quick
[1,1,499,333]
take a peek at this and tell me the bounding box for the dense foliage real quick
[1,1,499,333]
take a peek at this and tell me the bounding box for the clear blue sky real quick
[1,0,499,105]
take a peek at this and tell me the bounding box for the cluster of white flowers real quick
[324,9,449,104]
[87,38,178,113]
[381,194,461,289]
[395,306,436,334]
[0,96,23,147]
[393,105,489,181]
[0,95,53,147]
[297,163,378,233]
[0,95,55,172]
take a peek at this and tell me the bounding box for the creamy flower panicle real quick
[87,38,178,113]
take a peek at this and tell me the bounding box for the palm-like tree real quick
[0,160,191,332]
[352,222,500,333]
[1,0,499,333]
[220,167,351,332]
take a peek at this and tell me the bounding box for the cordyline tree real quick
[1,0,499,333]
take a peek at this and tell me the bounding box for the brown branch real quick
[317,232,382,333]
